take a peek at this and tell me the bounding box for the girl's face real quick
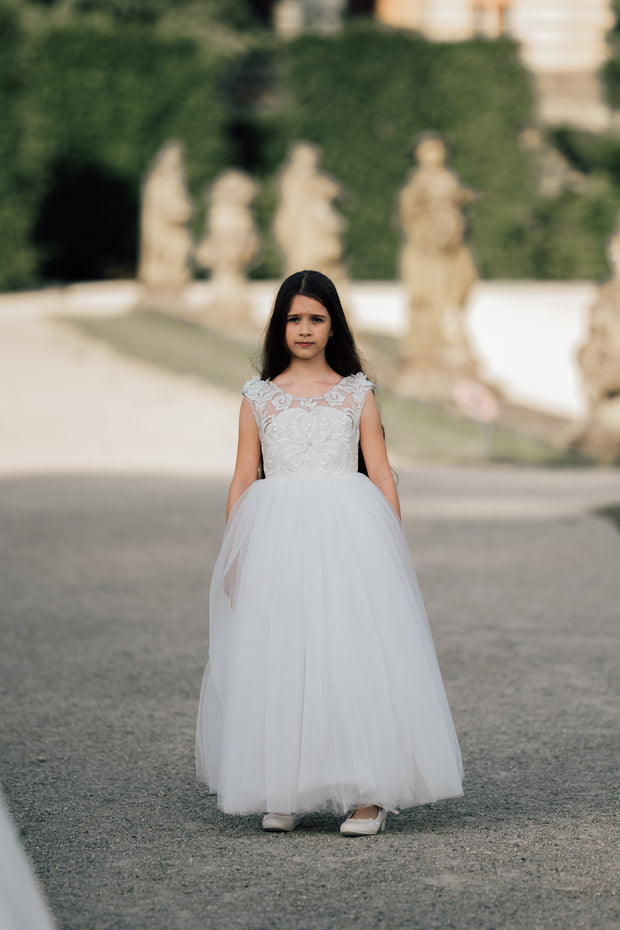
[285,295,332,362]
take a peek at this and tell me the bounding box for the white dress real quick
[196,373,463,815]
[0,790,55,930]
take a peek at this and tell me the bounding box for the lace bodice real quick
[242,373,374,479]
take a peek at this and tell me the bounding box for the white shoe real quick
[340,807,387,836]
[262,812,298,832]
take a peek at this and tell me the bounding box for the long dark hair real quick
[259,270,370,474]
[260,270,365,380]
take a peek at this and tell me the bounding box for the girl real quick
[196,270,463,835]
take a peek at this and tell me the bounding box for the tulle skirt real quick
[196,473,463,815]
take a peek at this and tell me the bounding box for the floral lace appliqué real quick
[242,373,374,479]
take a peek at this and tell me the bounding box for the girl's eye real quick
[287,316,299,323]
[312,317,325,323]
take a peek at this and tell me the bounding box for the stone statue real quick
[398,136,478,370]
[138,141,193,292]
[195,170,261,331]
[274,142,346,284]
[575,221,620,462]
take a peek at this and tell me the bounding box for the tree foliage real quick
[2,8,619,287]
[18,18,229,282]
[0,2,40,288]
[244,24,620,280]
[251,27,537,278]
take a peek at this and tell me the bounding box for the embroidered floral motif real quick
[242,373,374,479]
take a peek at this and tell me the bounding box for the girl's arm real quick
[226,397,261,521]
[359,392,401,521]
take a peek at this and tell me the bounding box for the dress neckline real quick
[269,374,350,401]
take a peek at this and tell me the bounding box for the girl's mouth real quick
[297,342,313,347]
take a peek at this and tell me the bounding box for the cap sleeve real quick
[356,372,375,392]
[348,371,375,402]
[242,375,263,400]
[241,376,268,431]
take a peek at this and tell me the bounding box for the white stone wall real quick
[345,280,594,419]
[464,281,594,419]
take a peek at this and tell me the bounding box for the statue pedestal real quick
[197,276,261,340]
[576,261,620,462]
[136,287,192,317]
[575,397,620,464]
[397,296,481,399]
[392,361,480,407]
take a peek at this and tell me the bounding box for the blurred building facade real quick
[375,0,615,129]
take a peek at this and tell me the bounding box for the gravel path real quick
[2,467,619,930]
[1,314,619,929]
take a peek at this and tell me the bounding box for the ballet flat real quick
[340,807,387,836]
[262,813,299,832]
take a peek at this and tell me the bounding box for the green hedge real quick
[0,7,232,286]
[269,27,535,279]
[2,9,619,288]
[601,2,619,106]
[546,127,620,279]
[0,3,40,288]
[29,23,230,280]
[240,23,619,281]
[68,0,263,31]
